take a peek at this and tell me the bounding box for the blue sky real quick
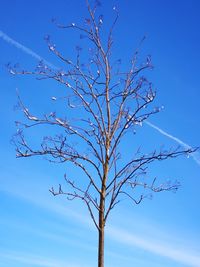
[1,0,200,266]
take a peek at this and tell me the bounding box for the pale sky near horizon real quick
[1,1,200,267]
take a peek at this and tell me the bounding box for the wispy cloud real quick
[145,120,200,166]
[0,30,58,70]
[2,188,200,267]
[1,186,92,229]
[0,214,96,253]
[107,226,200,267]
[0,251,88,267]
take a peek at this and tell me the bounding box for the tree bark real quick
[98,184,106,267]
[98,221,105,267]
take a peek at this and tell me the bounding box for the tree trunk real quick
[98,149,108,267]
[98,191,105,267]
[98,224,104,267]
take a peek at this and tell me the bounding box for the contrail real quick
[0,30,58,70]
[145,120,200,166]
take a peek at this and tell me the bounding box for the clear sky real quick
[1,1,200,267]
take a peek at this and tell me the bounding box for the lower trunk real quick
[98,192,105,267]
[98,160,107,267]
[98,226,104,267]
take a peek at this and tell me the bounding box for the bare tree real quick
[10,1,195,267]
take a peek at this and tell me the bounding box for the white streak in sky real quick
[107,226,200,267]
[0,30,58,70]
[0,251,87,267]
[2,188,200,267]
[145,120,200,166]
